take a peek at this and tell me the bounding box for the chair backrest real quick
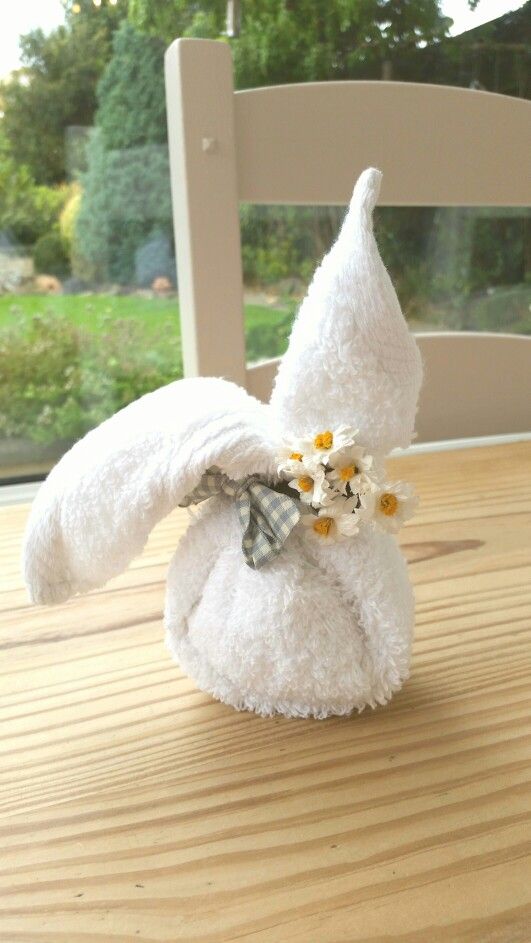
[165,38,531,441]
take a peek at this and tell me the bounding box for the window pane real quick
[241,204,531,365]
[0,9,182,484]
[1,1,528,483]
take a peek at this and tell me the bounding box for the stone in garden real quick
[151,276,173,295]
[34,275,62,295]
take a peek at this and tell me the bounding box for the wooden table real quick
[1,441,530,943]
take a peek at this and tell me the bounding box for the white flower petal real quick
[371,482,418,533]
[337,514,361,537]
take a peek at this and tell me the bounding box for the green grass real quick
[0,294,179,331]
[0,294,291,340]
[3,285,529,340]
[1,286,528,460]
[0,294,297,450]
[460,285,531,335]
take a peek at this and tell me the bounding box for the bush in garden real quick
[0,135,69,248]
[33,229,70,277]
[239,204,338,286]
[59,183,82,253]
[75,23,172,284]
[245,308,295,362]
[75,136,172,283]
[469,215,528,292]
[462,286,531,335]
[0,312,182,445]
[134,229,176,288]
[241,240,298,286]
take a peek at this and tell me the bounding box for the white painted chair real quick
[165,38,531,443]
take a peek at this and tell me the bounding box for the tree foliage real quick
[128,0,225,42]
[233,0,451,87]
[75,23,173,284]
[0,130,68,247]
[129,0,452,86]
[1,3,123,184]
[96,20,168,149]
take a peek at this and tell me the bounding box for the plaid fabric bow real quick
[180,470,300,570]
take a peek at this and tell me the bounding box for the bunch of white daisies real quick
[277,426,417,542]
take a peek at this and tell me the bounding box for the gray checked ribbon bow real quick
[179,470,300,570]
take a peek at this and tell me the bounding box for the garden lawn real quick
[0,294,292,346]
[1,286,528,461]
[0,294,297,450]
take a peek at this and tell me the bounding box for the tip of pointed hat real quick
[350,167,383,215]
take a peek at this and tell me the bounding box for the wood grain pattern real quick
[1,441,530,943]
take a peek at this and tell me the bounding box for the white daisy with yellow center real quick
[364,482,418,534]
[326,444,375,496]
[301,495,362,542]
[297,425,358,463]
[276,428,417,541]
[287,460,332,508]
[276,440,307,474]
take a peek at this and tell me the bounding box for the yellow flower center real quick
[297,476,314,493]
[314,431,333,450]
[379,493,399,516]
[290,451,303,461]
[313,517,333,537]
[340,464,357,481]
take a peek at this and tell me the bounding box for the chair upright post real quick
[165,39,246,384]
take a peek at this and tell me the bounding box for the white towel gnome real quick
[23,168,422,719]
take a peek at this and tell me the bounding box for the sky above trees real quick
[1,1,65,77]
[0,0,527,79]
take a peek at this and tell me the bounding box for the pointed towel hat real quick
[22,168,423,719]
[270,168,422,451]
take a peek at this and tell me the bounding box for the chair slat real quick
[235,82,531,206]
[247,333,531,442]
[165,39,531,438]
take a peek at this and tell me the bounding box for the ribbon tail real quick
[238,483,300,570]
[178,471,226,507]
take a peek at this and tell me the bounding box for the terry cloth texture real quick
[23,167,423,719]
[22,377,278,605]
[270,168,422,451]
